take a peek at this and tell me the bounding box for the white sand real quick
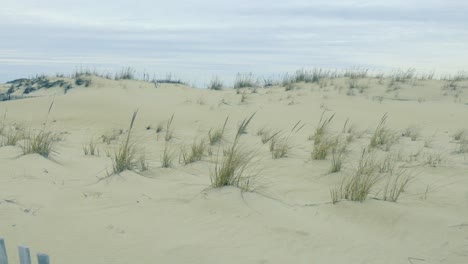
[1,76,467,263]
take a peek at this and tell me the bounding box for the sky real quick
[0,0,467,86]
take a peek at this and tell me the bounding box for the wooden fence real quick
[0,238,49,264]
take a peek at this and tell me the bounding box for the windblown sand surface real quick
[1,76,468,263]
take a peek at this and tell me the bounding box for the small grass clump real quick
[1,127,24,146]
[312,137,337,160]
[329,138,348,173]
[164,114,175,142]
[111,110,144,174]
[269,134,291,159]
[331,149,381,203]
[74,75,92,87]
[208,76,223,90]
[21,100,57,158]
[310,111,335,144]
[381,169,411,202]
[456,138,468,154]
[423,151,444,167]
[234,73,258,89]
[114,67,136,80]
[83,138,99,156]
[453,129,467,141]
[369,113,398,151]
[22,130,56,158]
[211,113,256,190]
[402,126,420,141]
[180,139,207,165]
[208,117,228,145]
[161,143,176,168]
[310,112,337,160]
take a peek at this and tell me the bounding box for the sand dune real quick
[1,74,468,264]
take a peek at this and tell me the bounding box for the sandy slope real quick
[1,76,468,264]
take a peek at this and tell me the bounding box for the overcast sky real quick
[1,0,467,86]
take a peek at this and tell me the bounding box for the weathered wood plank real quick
[0,238,8,264]
[37,253,50,264]
[18,246,31,264]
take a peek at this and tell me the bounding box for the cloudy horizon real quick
[1,0,467,86]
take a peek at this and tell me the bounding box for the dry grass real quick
[312,137,338,160]
[269,134,291,159]
[180,138,207,165]
[310,113,338,160]
[453,129,467,141]
[208,117,228,145]
[369,113,398,150]
[456,138,468,154]
[211,113,256,190]
[161,143,176,168]
[329,138,348,173]
[21,100,57,158]
[165,114,175,142]
[111,110,145,174]
[331,149,381,203]
[310,111,335,144]
[402,126,420,141]
[423,151,445,167]
[381,169,411,202]
[22,130,57,157]
[1,127,24,146]
[83,138,99,156]
[208,76,223,90]
[234,73,258,89]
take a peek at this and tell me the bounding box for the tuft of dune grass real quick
[161,143,176,168]
[180,138,207,165]
[208,76,223,90]
[21,130,56,157]
[111,110,146,174]
[83,138,99,156]
[369,113,399,150]
[331,149,381,203]
[21,99,57,158]
[381,169,411,202]
[208,117,228,145]
[211,113,256,190]
[329,137,348,173]
[1,127,24,146]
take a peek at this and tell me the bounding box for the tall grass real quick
[208,117,228,145]
[21,100,57,158]
[369,113,398,150]
[165,114,175,142]
[269,134,291,159]
[114,67,136,80]
[211,113,256,190]
[234,73,258,89]
[22,131,56,157]
[381,169,411,202]
[208,76,223,90]
[329,138,348,173]
[111,110,142,174]
[1,127,24,146]
[331,149,381,203]
[83,138,99,156]
[180,138,207,165]
[161,143,176,168]
[310,111,335,144]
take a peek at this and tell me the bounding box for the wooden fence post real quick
[0,238,8,264]
[18,246,31,264]
[37,253,50,264]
